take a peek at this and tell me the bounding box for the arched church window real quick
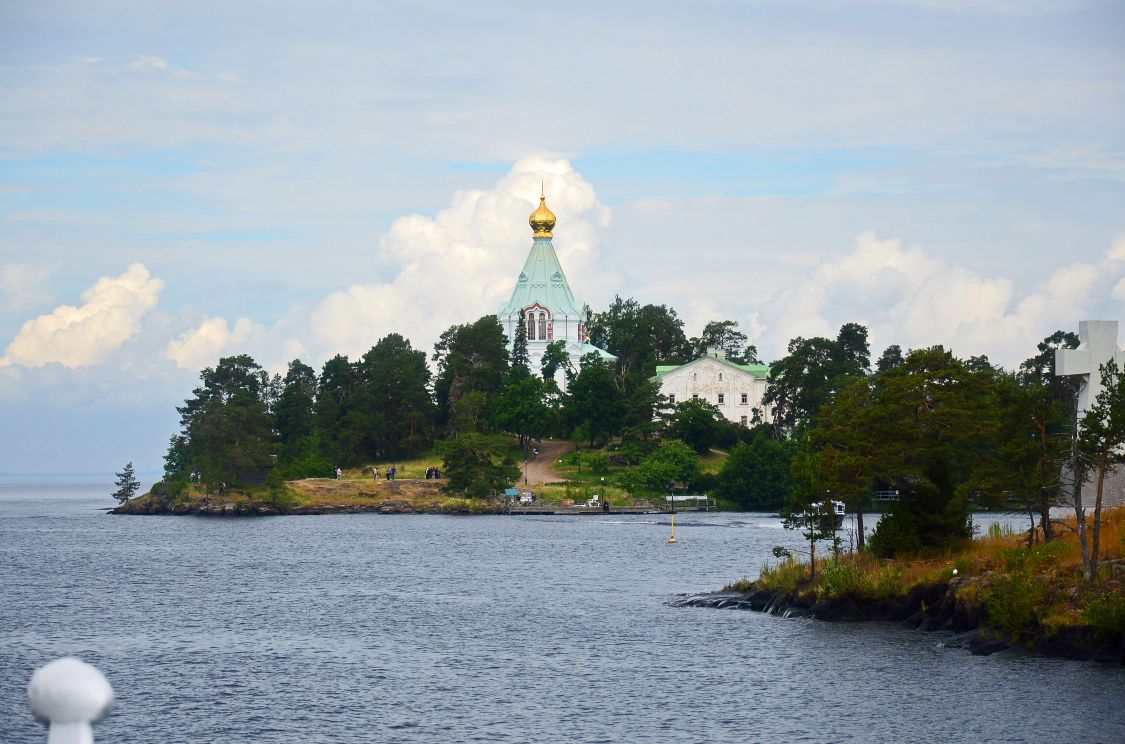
[538,312,547,340]
[527,312,536,340]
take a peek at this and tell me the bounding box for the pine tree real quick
[511,309,530,372]
[1077,358,1125,579]
[112,462,140,504]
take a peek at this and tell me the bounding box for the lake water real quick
[2,476,1123,743]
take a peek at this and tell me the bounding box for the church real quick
[497,190,615,387]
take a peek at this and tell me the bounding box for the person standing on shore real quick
[372,466,378,480]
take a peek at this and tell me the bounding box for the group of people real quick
[371,465,397,481]
[333,464,439,481]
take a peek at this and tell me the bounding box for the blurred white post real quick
[28,657,114,744]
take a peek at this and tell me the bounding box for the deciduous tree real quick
[714,427,794,511]
[566,356,625,447]
[663,398,725,455]
[437,433,520,497]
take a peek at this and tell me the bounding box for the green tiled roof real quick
[653,357,770,380]
[498,237,584,317]
[573,342,617,360]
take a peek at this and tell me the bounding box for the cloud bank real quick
[750,231,1118,363]
[1,263,163,368]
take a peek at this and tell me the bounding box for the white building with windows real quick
[497,190,615,387]
[652,348,772,426]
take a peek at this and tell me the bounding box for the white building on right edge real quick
[651,347,773,426]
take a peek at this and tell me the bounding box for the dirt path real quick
[522,439,574,485]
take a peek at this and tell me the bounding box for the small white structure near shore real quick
[1055,319,1125,509]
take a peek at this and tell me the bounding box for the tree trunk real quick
[1074,467,1090,579]
[1092,453,1107,578]
[1071,417,1091,579]
[856,503,865,551]
[809,540,816,581]
[1038,492,1053,542]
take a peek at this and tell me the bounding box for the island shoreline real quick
[672,583,1125,664]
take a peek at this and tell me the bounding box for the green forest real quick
[157,294,1114,562]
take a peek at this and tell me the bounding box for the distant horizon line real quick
[0,471,162,478]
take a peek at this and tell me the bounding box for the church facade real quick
[497,191,615,387]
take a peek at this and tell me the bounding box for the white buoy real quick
[28,657,114,744]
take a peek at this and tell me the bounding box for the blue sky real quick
[2,0,1124,472]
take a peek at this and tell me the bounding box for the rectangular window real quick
[668,394,675,404]
[717,393,725,405]
[719,372,723,381]
[741,393,748,405]
[692,394,699,401]
[740,416,748,426]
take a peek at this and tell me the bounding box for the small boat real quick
[827,499,846,529]
[800,500,846,530]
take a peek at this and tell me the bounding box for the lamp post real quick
[668,479,677,544]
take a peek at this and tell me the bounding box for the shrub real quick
[757,558,806,594]
[616,439,658,465]
[1085,592,1125,637]
[268,486,296,513]
[981,569,1045,636]
[619,440,699,493]
[586,453,610,474]
[152,478,188,498]
[866,506,922,558]
[820,558,871,598]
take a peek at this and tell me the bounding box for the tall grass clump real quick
[820,557,871,598]
[757,558,806,594]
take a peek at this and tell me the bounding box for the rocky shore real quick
[111,479,505,516]
[672,582,1125,664]
[112,496,502,516]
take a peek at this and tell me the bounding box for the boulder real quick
[969,632,1011,656]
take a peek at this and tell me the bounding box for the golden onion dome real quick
[529,189,556,238]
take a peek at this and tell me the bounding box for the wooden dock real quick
[505,505,711,516]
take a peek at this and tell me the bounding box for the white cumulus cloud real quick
[752,231,1116,366]
[0,263,163,368]
[164,316,269,371]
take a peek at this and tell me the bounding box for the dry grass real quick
[288,477,450,508]
[698,450,730,476]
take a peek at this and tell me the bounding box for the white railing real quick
[27,658,114,744]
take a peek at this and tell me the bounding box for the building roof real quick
[653,355,770,381]
[499,195,585,318]
[570,341,617,361]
